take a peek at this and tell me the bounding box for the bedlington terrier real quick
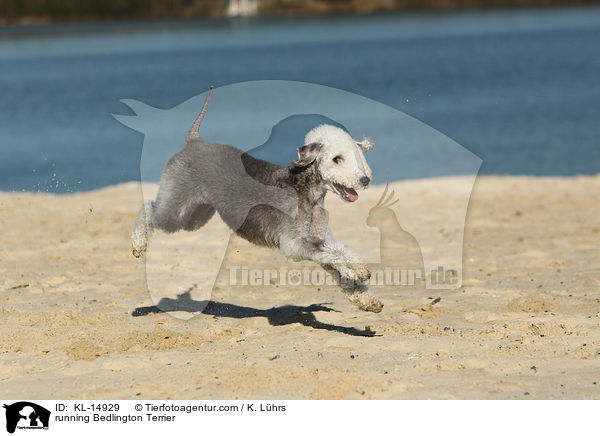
[132,87,383,312]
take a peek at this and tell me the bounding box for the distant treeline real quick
[1,0,599,24]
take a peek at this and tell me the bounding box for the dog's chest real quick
[296,200,327,239]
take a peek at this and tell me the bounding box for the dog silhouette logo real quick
[3,402,50,433]
[114,80,481,318]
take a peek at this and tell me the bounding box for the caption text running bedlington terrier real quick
[132,87,383,312]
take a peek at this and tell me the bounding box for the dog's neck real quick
[288,164,327,205]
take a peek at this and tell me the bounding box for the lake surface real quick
[0,7,599,192]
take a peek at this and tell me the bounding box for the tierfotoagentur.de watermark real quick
[227,265,458,287]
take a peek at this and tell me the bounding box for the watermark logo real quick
[227,265,456,287]
[114,80,481,319]
[3,402,50,433]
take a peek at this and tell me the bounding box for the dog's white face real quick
[304,124,373,202]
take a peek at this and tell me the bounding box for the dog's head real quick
[292,124,373,202]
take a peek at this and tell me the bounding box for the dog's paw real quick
[346,292,384,313]
[131,230,149,259]
[363,297,384,313]
[335,264,371,282]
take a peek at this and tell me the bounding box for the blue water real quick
[0,7,599,192]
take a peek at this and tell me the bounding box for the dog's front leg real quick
[323,237,372,282]
[319,221,372,282]
[322,265,384,313]
[280,235,368,281]
[279,236,383,312]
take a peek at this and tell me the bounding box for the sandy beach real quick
[1,175,599,399]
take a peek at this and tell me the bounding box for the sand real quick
[1,175,599,399]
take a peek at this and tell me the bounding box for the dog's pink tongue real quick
[345,187,358,202]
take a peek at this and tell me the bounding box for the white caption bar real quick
[0,400,595,436]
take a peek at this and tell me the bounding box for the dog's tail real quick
[186,85,214,143]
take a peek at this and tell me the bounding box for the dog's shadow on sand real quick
[132,291,378,337]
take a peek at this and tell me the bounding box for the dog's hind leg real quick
[182,203,216,231]
[132,200,155,258]
[132,197,214,257]
[151,187,215,233]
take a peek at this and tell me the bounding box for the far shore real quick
[1,1,599,27]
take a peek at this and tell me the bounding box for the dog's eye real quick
[333,155,343,164]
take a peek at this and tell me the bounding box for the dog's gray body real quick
[132,89,383,312]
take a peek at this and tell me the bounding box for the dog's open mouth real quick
[332,182,358,202]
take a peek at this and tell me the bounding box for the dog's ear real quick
[292,142,322,168]
[356,136,374,152]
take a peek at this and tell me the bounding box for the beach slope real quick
[1,175,599,399]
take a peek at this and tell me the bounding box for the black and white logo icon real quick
[3,402,50,434]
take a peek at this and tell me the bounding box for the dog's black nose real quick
[360,176,370,187]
